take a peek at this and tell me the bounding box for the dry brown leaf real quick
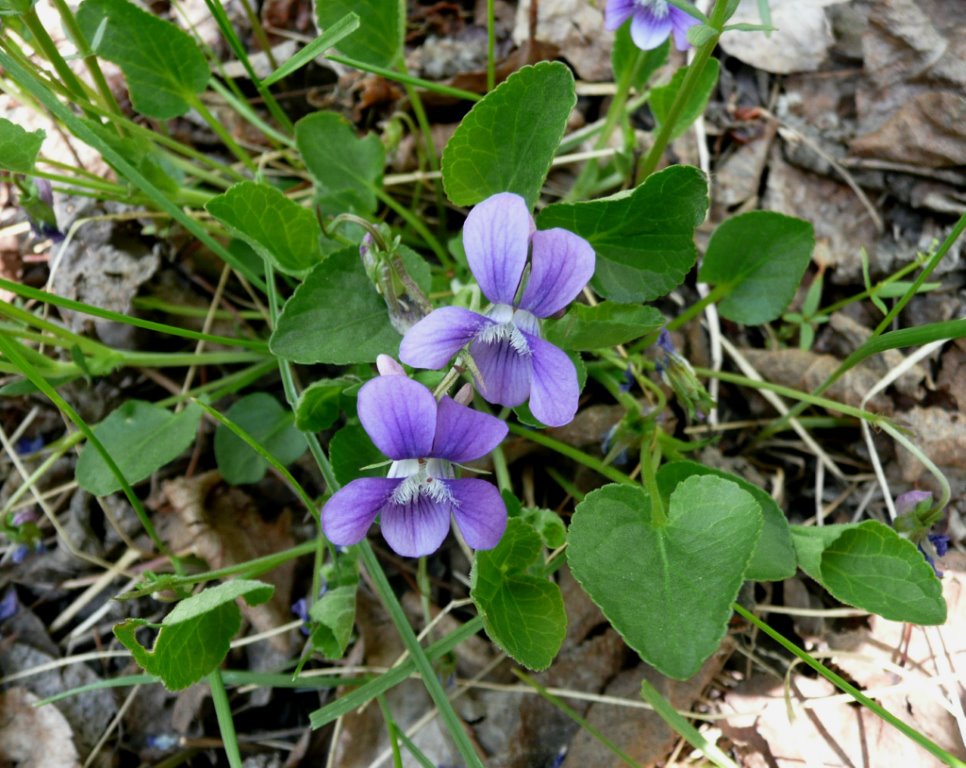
[512,0,609,81]
[159,471,296,652]
[0,688,81,768]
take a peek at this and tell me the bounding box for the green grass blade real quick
[263,13,361,86]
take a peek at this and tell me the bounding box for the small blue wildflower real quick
[0,587,18,622]
[322,358,508,557]
[605,0,699,51]
[291,597,311,636]
[400,193,595,427]
[15,436,44,455]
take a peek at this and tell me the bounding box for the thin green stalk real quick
[376,695,405,768]
[208,79,295,147]
[0,277,268,352]
[507,423,635,485]
[515,671,643,768]
[761,201,966,442]
[48,0,124,120]
[200,0,293,133]
[565,46,646,202]
[329,54,481,102]
[0,48,265,289]
[666,283,730,332]
[186,92,257,172]
[376,188,450,266]
[118,540,317,599]
[208,670,243,768]
[639,436,666,526]
[31,168,125,195]
[0,332,177,568]
[734,604,966,768]
[492,443,511,493]
[358,542,484,768]
[21,8,94,109]
[638,0,730,180]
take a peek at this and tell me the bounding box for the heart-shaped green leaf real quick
[316,0,400,68]
[791,521,946,625]
[206,182,330,276]
[544,302,665,351]
[0,118,43,172]
[76,400,202,495]
[471,518,566,670]
[568,477,761,679]
[114,580,274,690]
[214,393,307,485]
[656,460,795,581]
[537,165,709,303]
[442,62,575,209]
[295,112,384,215]
[698,211,815,325]
[76,0,208,119]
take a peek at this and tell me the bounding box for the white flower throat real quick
[389,458,455,505]
[637,0,669,15]
[476,303,540,356]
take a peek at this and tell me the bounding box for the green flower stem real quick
[118,539,317,599]
[200,0,293,134]
[208,670,243,768]
[186,92,258,173]
[328,54,481,103]
[358,542,484,768]
[690,366,888,425]
[640,435,666,526]
[507,423,635,486]
[21,8,95,111]
[762,209,966,440]
[0,332,179,570]
[492,443,512,493]
[47,0,124,120]
[30,168,126,195]
[0,276,268,352]
[375,188,449,265]
[0,300,104,355]
[565,45,647,203]
[638,0,730,180]
[665,283,730,332]
[733,603,966,768]
[880,421,951,513]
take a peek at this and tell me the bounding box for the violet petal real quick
[669,7,700,50]
[380,495,452,557]
[630,6,673,50]
[447,478,508,550]
[322,477,399,546]
[470,337,532,408]
[463,193,533,305]
[525,333,579,427]
[399,307,490,370]
[605,0,637,30]
[431,396,508,463]
[518,228,595,318]
[357,376,437,460]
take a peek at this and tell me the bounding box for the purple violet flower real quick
[400,193,595,427]
[895,490,932,517]
[322,366,509,557]
[605,0,700,51]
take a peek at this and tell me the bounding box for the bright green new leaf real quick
[295,376,356,432]
[568,478,761,679]
[791,522,946,625]
[76,0,208,119]
[295,111,384,215]
[656,461,795,581]
[114,580,274,690]
[612,26,668,93]
[650,58,720,141]
[699,211,815,325]
[544,302,665,351]
[329,424,385,486]
[309,585,357,659]
[519,508,566,549]
[538,165,709,302]
[76,400,202,495]
[206,182,327,277]
[471,518,566,671]
[0,118,44,173]
[214,393,306,485]
[442,62,576,209]
[270,248,401,364]
[316,0,400,68]
[263,12,361,85]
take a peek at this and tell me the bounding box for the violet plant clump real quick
[400,192,595,427]
[322,356,508,558]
